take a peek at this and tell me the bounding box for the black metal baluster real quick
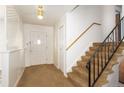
[115,28,117,48]
[116,25,119,46]
[88,60,91,87]
[93,54,95,83]
[118,24,120,44]
[97,50,99,76]
[101,47,103,70]
[110,35,113,56]
[104,41,106,65]
[108,38,109,63]
[112,32,114,52]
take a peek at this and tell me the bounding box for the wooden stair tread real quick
[72,66,88,76]
[93,42,102,46]
[68,72,88,87]
[81,56,109,63]
[93,42,118,46]
[77,60,88,66]
[86,50,110,54]
[89,46,113,50]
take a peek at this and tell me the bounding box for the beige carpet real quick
[17,64,74,87]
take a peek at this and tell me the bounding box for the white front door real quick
[30,31,47,66]
[58,26,65,72]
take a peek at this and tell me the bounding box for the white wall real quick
[101,5,116,39]
[7,6,24,49]
[66,5,103,72]
[122,6,124,17]
[0,6,7,51]
[24,24,54,67]
[0,5,7,85]
[0,20,5,69]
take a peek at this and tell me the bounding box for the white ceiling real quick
[15,5,75,26]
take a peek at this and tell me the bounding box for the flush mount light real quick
[37,5,44,19]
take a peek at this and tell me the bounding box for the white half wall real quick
[0,49,24,87]
[9,49,24,87]
[24,24,54,67]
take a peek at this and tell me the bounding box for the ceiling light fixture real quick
[37,5,44,19]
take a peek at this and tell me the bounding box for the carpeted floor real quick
[17,64,74,87]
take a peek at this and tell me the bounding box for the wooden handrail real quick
[66,22,101,51]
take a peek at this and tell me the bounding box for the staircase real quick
[68,42,124,87]
[67,16,124,87]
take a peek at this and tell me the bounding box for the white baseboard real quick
[14,68,25,87]
[53,63,68,77]
[54,63,59,69]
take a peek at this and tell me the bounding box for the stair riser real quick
[68,77,81,87]
[77,62,87,67]
[68,74,86,87]
[73,69,88,81]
